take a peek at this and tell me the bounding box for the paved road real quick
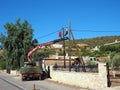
[0,77,24,90]
[0,72,119,90]
[0,72,86,90]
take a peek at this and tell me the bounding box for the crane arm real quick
[27,37,69,62]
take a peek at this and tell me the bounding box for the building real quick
[51,44,63,48]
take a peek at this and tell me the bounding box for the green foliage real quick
[76,36,120,48]
[80,49,105,57]
[111,53,120,69]
[102,59,111,66]
[0,51,6,62]
[0,61,6,70]
[33,48,56,59]
[1,19,38,69]
[0,33,6,49]
[91,51,105,57]
[100,44,120,52]
[62,36,120,57]
[86,60,96,65]
[58,51,64,56]
[20,66,43,74]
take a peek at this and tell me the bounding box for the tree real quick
[0,33,6,49]
[34,48,56,59]
[100,44,120,53]
[3,19,37,69]
[111,52,120,69]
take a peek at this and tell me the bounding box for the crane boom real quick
[27,37,69,62]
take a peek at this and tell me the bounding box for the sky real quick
[0,0,120,43]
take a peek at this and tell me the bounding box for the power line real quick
[72,29,120,32]
[36,30,61,39]
[35,29,120,40]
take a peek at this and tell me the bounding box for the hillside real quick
[75,36,120,47]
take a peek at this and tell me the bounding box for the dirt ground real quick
[110,71,120,87]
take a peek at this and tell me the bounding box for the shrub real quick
[111,53,120,69]
[0,61,6,70]
[86,60,96,65]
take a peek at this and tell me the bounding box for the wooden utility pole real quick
[67,22,86,72]
[68,21,71,72]
[63,28,66,68]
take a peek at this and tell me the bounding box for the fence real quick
[53,64,98,73]
[49,63,108,89]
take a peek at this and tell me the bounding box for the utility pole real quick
[63,28,66,68]
[68,21,71,72]
[67,22,86,72]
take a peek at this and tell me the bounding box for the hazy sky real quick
[0,0,120,43]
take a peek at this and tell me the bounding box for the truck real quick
[20,37,69,81]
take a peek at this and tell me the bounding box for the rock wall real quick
[50,63,107,89]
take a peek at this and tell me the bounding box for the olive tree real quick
[111,53,120,70]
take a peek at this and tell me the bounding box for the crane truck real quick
[20,37,68,81]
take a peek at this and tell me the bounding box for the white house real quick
[51,44,63,48]
[91,46,100,51]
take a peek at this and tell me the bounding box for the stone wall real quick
[49,63,107,89]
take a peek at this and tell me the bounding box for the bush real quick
[0,61,6,70]
[112,53,120,69]
[102,59,111,66]
[86,60,96,65]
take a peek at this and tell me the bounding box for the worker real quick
[41,58,46,71]
[40,58,48,79]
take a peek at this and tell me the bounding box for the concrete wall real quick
[50,63,107,89]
